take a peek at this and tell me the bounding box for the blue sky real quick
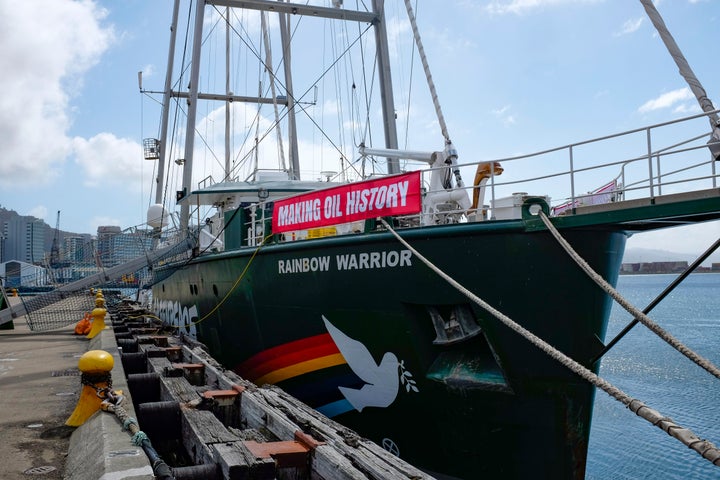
[0,0,718,260]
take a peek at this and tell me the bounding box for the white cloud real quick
[0,0,114,187]
[492,105,517,126]
[72,133,144,187]
[672,103,701,115]
[638,87,693,113]
[89,215,124,231]
[141,64,155,78]
[387,15,411,48]
[27,206,49,223]
[614,17,644,37]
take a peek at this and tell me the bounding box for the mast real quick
[179,0,206,232]
[155,0,181,205]
[225,6,231,178]
[175,0,383,230]
[278,8,300,179]
[261,11,287,173]
[371,0,400,174]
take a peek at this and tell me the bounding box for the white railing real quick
[191,109,720,247]
[406,108,719,222]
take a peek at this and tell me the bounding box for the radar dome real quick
[147,204,169,228]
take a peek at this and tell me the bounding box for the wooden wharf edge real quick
[114,302,435,480]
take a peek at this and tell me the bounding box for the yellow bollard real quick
[66,350,114,426]
[86,299,107,339]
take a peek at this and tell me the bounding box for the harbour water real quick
[586,273,720,479]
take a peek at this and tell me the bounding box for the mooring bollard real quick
[86,297,107,339]
[66,350,115,427]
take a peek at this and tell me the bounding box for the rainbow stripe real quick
[236,333,363,418]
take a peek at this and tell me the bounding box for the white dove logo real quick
[323,315,418,412]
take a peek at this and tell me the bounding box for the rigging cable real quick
[639,0,720,158]
[162,232,273,328]
[379,217,720,467]
[402,0,465,190]
[402,0,448,142]
[260,10,287,172]
[190,4,372,184]
[535,210,720,381]
[639,0,718,129]
[591,235,720,364]
[403,1,418,156]
[163,2,195,217]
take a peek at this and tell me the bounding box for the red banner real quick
[272,171,422,234]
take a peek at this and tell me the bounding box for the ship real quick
[145,1,720,478]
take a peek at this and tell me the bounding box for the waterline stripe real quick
[316,399,354,418]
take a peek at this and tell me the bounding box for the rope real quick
[101,393,175,479]
[402,0,449,143]
[537,211,720,381]
[639,0,718,127]
[378,217,720,467]
[168,232,273,329]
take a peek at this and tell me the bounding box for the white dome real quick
[147,204,169,228]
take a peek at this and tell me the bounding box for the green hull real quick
[154,220,626,478]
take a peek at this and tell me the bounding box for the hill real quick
[622,247,720,267]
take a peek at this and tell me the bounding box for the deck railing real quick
[190,109,720,248]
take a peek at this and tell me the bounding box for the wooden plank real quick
[181,409,239,465]
[250,387,433,479]
[159,376,201,404]
[168,340,434,478]
[211,442,275,480]
[145,354,203,404]
[147,355,174,372]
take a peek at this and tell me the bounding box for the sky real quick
[0,0,718,261]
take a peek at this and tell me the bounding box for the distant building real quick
[96,226,123,267]
[0,260,48,287]
[2,217,45,265]
[621,261,689,274]
[712,263,720,272]
[63,235,92,263]
[96,226,152,268]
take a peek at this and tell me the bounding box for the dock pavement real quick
[0,297,151,480]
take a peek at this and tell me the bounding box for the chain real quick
[80,372,113,398]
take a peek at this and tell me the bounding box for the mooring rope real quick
[537,210,720,381]
[100,391,174,479]
[161,233,273,330]
[379,217,720,466]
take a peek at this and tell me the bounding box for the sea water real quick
[586,273,720,479]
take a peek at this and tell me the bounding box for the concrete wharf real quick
[0,296,433,479]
